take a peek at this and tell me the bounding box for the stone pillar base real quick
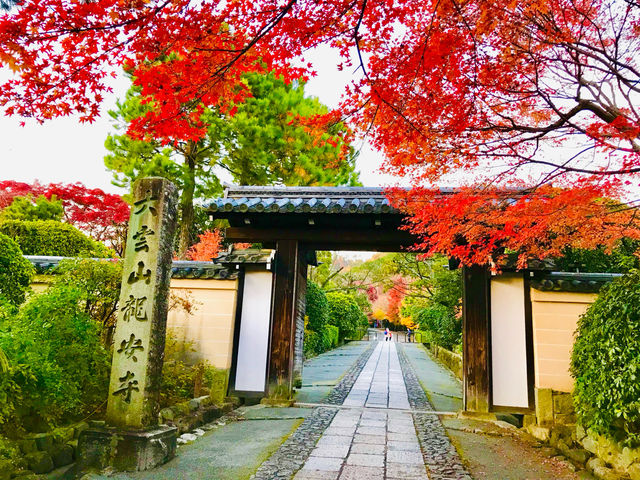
[77,425,177,474]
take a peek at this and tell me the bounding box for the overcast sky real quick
[0,46,398,195]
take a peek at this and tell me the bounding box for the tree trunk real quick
[177,154,196,259]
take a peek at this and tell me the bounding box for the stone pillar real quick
[78,178,179,473]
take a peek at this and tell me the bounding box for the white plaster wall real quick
[490,275,529,408]
[234,270,274,393]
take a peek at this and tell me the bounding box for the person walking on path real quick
[407,327,412,343]
[384,327,391,342]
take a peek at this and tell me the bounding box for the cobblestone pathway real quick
[294,341,430,480]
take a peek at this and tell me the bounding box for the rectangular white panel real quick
[490,276,529,408]
[234,271,273,392]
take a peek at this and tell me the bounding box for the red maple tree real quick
[186,229,223,262]
[2,0,639,264]
[386,277,407,325]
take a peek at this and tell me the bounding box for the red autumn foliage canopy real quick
[1,0,639,264]
[0,180,130,250]
[187,229,223,262]
[386,277,407,324]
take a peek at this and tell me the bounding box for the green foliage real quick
[303,329,320,358]
[557,240,640,274]
[305,281,329,332]
[0,195,63,222]
[51,258,122,341]
[160,332,216,407]
[105,71,359,256]
[325,324,339,348]
[302,284,342,358]
[326,292,366,341]
[414,304,461,351]
[571,270,640,445]
[0,285,111,432]
[0,220,111,257]
[0,232,34,307]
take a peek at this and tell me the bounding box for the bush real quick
[0,233,34,307]
[571,270,640,445]
[160,332,215,408]
[415,304,461,351]
[0,285,111,433]
[0,220,111,257]
[325,324,339,348]
[305,281,329,332]
[51,258,122,343]
[303,329,320,358]
[0,195,63,222]
[326,292,364,340]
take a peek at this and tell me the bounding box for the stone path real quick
[294,341,429,480]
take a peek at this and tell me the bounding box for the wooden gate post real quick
[462,265,491,413]
[267,239,300,399]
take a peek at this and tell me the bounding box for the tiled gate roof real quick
[208,186,405,215]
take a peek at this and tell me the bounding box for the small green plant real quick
[160,332,215,407]
[0,232,34,307]
[571,270,640,446]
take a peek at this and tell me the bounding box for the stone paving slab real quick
[294,342,430,480]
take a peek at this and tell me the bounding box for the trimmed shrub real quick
[160,332,217,408]
[571,270,640,445]
[305,281,329,332]
[0,220,111,257]
[326,292,363,340]
[0,233,34,307]
[303,329,320,358]
[0,195,63,222]
[415,304,461,350]
[325,324,339,348]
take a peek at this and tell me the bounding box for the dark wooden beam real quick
[462,265,491,413]
[225,227,419,246]
[267,240,299,399]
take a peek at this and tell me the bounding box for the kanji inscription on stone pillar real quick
[106,177,178,430]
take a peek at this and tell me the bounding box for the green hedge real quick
[571,270,640,445]
[0,220,111,257]
[414,304,461,351]
[325,324,339,348]
[306,281,329,332]
[0,233,34,307]
[326,292,366,341]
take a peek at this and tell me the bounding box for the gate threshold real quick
[293,402,457,416]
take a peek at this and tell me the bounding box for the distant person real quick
[384,327,391,342]
[407,327,412,343]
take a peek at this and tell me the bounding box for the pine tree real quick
[105,71,359,258]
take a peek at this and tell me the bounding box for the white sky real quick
[0,46,399,195]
